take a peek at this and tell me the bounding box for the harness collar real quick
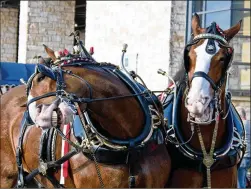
[165,85,245,162]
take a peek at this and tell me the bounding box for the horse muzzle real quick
[34,99,74,129]
[185,95,214,123]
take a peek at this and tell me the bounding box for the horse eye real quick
[37,74,46,82]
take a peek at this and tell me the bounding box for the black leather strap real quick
[127,143,139,188]
[16,111,29,188]
[24,149,78,184]
[192,71,218,90]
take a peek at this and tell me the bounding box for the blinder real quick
[37,64,57,80]
[183,37,233,73]
[26,64,57,96]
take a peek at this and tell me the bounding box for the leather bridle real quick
[183,32,234,125]
[184,33,234,91]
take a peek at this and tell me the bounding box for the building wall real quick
[228,0,250,117]
[18,1,76,63]
[85,1,172,91]
[0,8,19,62]
[168,1,187,77]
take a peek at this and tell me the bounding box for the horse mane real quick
[98,62,118,67]
[172,64,186,85]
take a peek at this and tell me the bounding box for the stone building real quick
[1,0,85,63]
[0,0,250,117]
[1,7,19,62]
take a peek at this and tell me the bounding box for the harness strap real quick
[192,71,218,90]
[127,142,139,188]
[24,149,79,184]
[16,111,30,188]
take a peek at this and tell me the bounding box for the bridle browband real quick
[193,33,229,45]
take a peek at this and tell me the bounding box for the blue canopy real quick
[0,62,36,85]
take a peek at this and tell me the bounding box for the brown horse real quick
[0,46,171,188]
[163,14,245,188]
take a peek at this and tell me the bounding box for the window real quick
[186,0,251,97]
[75,0,86,44]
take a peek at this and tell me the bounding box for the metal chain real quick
[74,102,104,188]
[195,111,220,189]
[91,150,105,188]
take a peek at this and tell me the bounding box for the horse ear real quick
[43,44,57,62]
[191,13,202,35]
[38,57,46,64]
[224,20,242,41]
[38,57,52,67]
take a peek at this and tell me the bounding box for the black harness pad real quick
[72,114,165,164]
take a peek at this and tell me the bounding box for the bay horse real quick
[0,46,171,188]
[162,14,246,188]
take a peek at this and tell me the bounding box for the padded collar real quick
[165,85,245,161]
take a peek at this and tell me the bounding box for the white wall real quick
[85,1,172,91]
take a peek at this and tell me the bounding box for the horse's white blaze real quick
[28,94,37,123]
[186,39,220,115]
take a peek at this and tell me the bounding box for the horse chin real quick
[189,105,213,123]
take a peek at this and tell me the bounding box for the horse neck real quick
[76,67,145,140]
[180,85,227,151]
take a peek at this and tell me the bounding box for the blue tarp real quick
[0,62,36,85]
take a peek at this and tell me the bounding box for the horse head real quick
[183,13,242,123]
[27,45,145,139]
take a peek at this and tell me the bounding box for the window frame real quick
[186,0,251,97]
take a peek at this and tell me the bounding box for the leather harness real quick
[16,60,166,188]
